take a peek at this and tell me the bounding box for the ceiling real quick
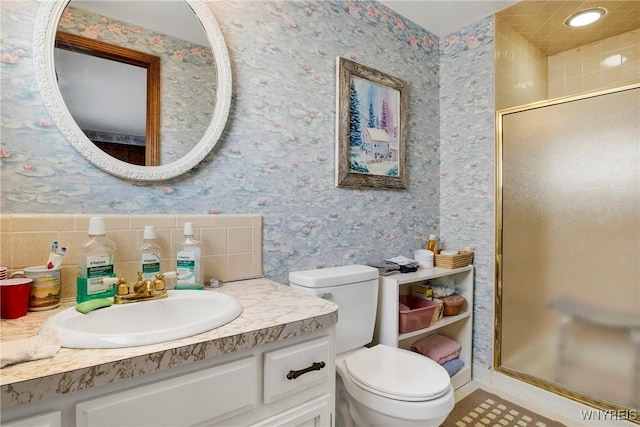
[380,0,516,36]
[382,0,640,56]
[496,1,640,55]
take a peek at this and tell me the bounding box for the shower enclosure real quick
[495,83,639,415]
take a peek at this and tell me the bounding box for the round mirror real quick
[34,0,232,181]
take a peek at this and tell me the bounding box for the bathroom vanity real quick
[374,266,474,390]
[0,279,338,427]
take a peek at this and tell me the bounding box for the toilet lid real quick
[344,345,451,401]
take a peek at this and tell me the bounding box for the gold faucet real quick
[106,272,174,304]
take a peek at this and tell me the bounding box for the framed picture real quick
[335,57,408,189]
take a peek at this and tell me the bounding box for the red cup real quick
[0,278,33,319]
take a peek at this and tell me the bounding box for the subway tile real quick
[130,215,177,230]
[11,231,59,268]
[0,215,11,233]
[564,76,583,95]
[201,227,227,256]
[56,230,88,267]
[75,215,130,232]
[228,253,254,280]
[582,54,602,74]
[564,59,582,79]
[228,227,253,254]
[582,71,602,92]
[11,214,75,232]
[108,229,139,263]
[620,60,640,82]
[175,214,218,229]
[203,254,227,282]
[602,66,623,86]
[217,215,254,227]
[0,232,12,268]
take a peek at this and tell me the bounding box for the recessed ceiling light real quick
[564,7,607,28]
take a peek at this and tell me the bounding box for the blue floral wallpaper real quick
[440,17,496,367]
[0,1,496,366]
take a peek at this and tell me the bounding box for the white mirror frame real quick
[33,0,232,181]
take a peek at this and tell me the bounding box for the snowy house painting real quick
[363,127,399,160]
[336,57,407,189]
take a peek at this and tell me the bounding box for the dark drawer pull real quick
[286,361,326,380]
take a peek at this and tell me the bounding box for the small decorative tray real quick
[434,250,474,269]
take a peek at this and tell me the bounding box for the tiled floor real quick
[462,367,638,427]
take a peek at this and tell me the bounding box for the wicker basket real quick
[431,298,444,322]
[434,250,474,269]
[442,294,466,316]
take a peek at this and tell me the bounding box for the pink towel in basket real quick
[410,333,461,364]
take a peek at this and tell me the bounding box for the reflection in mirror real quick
[34,0,232,180]
[55,31,161,166]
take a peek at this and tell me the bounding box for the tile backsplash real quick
[0,214,263,300]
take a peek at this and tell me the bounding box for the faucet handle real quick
[100,277,130,295]
[153,271,176,291]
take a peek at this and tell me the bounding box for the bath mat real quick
[441,388,567,427]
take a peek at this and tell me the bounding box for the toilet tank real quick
[289,265,379,355]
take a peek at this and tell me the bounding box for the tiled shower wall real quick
[0,214,263,300]
[548,28,640,98]
[494,15,548,111]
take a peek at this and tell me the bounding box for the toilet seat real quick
[344,345,451,402]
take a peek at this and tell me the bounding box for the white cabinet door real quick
[250,394,332,427]
[76,356,257,427]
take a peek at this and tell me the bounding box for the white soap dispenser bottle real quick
[175,222,203,290]
[139,225,162,281]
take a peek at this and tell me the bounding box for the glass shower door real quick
[496,83,640,413]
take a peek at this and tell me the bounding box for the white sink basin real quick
[39,290,243,349]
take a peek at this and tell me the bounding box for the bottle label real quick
[176,248,196,284]
[141,251,161,279]
[85,254,114,295]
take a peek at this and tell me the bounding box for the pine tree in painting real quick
[381,98,395,137]
[380,99,388,130]
[368,101,376,128]
[349,81,362,147]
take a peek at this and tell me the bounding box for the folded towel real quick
[442,358,464,377]
[386,256,416,266]
[438,349,460,364]
[0,329,61,368]
[410,333,461,364]
[367,261,401,276]
[385,256,420,273]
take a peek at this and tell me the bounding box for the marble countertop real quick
[0,278,338,409]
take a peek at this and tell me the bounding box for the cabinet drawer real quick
[264,335,331,404]
[76,356,257,426]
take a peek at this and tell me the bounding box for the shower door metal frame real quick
[494,81,640,421]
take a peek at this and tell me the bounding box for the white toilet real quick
[289,265,454,427]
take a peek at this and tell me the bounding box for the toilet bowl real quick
[336,345,454,427]
[289,265,455,427]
